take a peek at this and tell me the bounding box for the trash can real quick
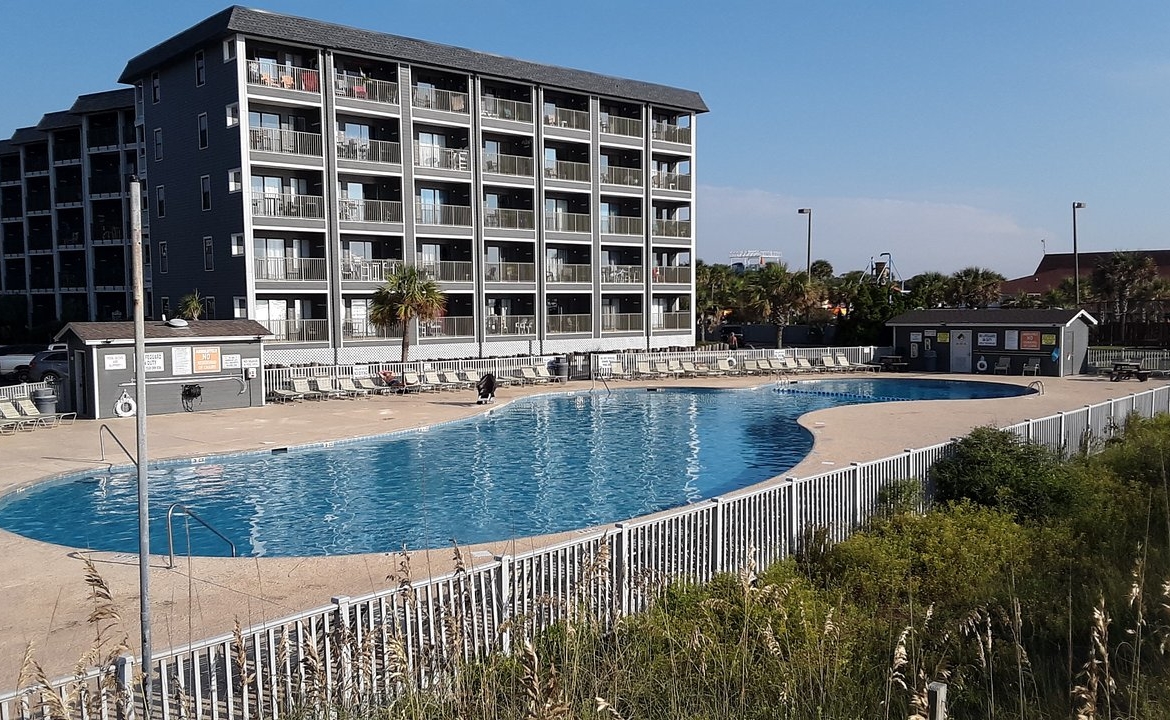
[923,351,937,373]
[553,356,569,381]
[32,387,58,415]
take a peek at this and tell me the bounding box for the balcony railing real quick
[547,314,590,334]
[87,128,120,149]
[483,207,535,230]
[251,192,325,219]
[55,186,84,204]
[486,315,535,336]
[653,219,692,238]
[601,265,643,283]
[544,159,590,183]
[92,225,124,241]
[88,176,123,195]
[337,138,401,164]
[547,264,591,283]
[601,116,643,138]
[420,316,475,337]
[484,261,536,282]
[652,266,691,284]
[483,152,534,177]
[480,96,533,123]
[254,256,327,281]
[601,166,642,187]
[600,216,643,236]
[247,63,321,94]
[339,199,404,223]
[652,122,692,144]
[342,258,403,282]
[601,313,643,332]
[653,311,691,331]
[415,202,472,227]
[249,128,322,157]
[342,319,403,340]
[651,172,692,191]
[411,87,470,114]
[334,73,398,104]
[544,212,590,233]
[420,260,473,282]
[413,144,470,171]
[262,318,329,342]
[544,107,590,131]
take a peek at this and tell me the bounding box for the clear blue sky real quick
[4,1,1168,279]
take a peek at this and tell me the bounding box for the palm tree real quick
[179,290,205,320]
[369,265,446,362]
[694,260,737,341]
[905,272,950,309]
[1091,252,1157,343]
[947,267,1005,309]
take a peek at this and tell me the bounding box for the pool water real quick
[0,378,1030,557]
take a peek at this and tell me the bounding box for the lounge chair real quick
[439,371,473,390]
[716,359,741,376]
[534,365,564,383]
[836,354,877,372]
[335,377,371,398]
[0,401,40,431]
[820,355,846,372]
[667,360,688,377]
[401,372,437,393]
[268,384,304,402]
[635,361,663,379]
[14,397,76,426]
[603,362,632,380]
[796,357,820,373]
[741,359,764,375]
[289,377,325,400]
[310,376,346,399]
[520,367,548,384]
[679,360,711,377]
[653,360,682,378]
[0,418,20,435]
[1022,358,1041,376]
[354,377,394,395]
[992,356,1011,375]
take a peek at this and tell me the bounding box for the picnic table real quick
[1109,361,1149,382]
[879,355,909,372]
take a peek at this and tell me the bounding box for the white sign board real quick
[909,332,923,342]
[1004,330,1019,351]
[104,354,127,371]
[171,346,193,376]
[596,354,616,370]
[241,357,261,369]
[143,352,165,373]
[221,354,242,370]
[977,332,998,347]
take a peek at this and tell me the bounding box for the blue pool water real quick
[0,378,1030,557]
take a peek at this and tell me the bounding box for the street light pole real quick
[797,208,812,277]
[1072,202,1086,305]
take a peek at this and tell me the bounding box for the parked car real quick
[26,350,69,383]
[0,344,47,381]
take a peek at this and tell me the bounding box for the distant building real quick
[728,250,782,273]
[1000,251,1170,297]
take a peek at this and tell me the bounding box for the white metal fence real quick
[1087,347,1170,373]
[5,377,1170,720]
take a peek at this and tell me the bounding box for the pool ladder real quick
[167,503,237,568]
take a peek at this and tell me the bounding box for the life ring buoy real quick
[113,392,137,418]
[727,355,737,367]
[975,357,988,373]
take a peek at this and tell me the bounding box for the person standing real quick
[728,332,739,350]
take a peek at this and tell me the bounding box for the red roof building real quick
[1000,251,1170,297]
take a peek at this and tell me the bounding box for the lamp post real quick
[1072,202,1085,305]
[797,208,812,278]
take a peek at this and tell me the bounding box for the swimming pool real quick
[0,378,1031,557]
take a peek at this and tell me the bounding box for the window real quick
[195,50,206,86]
[228,169,242,192]
[158,241,168,274]
[233,297,247,319]
[134,82,144,113]
[145,289,153,318]
[151,72,160,103]
[143,243,151,267]
[204,297,216,320]
[197,113,208,149]
[203,236,214,270]
[153,128,163,160]
[223,38,236,63]
[230,233,245,256]
[226,102,239,127]
[161,296,170,317]
[155,185,165,217]
[200,175,211,210]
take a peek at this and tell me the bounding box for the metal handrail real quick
[167,503,237,568]
[1028,380,1045,395]
[98,424,137,467]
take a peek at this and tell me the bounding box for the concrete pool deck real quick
[0,371,1163,684]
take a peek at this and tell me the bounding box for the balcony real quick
[342,258,402,282]
[544,160,589,183]
[653,219,691,238]
[486,314,535,336]
[411,87,470,114]
[600,166,642,187]
[547,314,590,333]
[601,116,642,138]
[482,153,534,177]
[337,138,401,164]
[251,192,325,219]
[653,311,691,331]
[484,261,536,282]
[544,212,590,233]
[601,265,643,283]
[254,257,327,281]
[262,318,329,342]
[87,128,120,149]
[420,260,473,282]
[652,266,691,284]
[246,63,321,94]
[334,73,398,104]
[249,128,323,157]
[602,313,643,332]
[415,202,471,227]
[89,176,123,195]
[342,318,403,340]
[419,315,475,337]
[339,199,404,223]
[544,107,589,131]
[413,144,469,171]
[92,225,125,243]
[547,264,591,283]
[600,216,643,236]
[480,97,532,123]
[651,172,692,192]
[652,122,692,144]
[483,207,535,230]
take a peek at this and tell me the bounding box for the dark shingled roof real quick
[68,88,135,114]
[887,308,1096,327]
[58,319,274,343]
[119,6,708,112]
[0,139,13,154]
[36,111,80,131]
[10,127,46,145]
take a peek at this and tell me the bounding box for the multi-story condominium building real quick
[0,89,147,332]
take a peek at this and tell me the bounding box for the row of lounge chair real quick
[269,369,507,401]
[0,397,77,433]
[603,354,880,380]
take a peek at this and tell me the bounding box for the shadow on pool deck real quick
[0,372,1160,683]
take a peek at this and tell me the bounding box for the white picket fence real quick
[4,382,1169,720]
[1087,347,1170,373]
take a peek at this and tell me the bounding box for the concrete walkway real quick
[0,372,1161,685]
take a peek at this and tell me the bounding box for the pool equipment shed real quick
[54,319,272,419]
[885,308,1097,377]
